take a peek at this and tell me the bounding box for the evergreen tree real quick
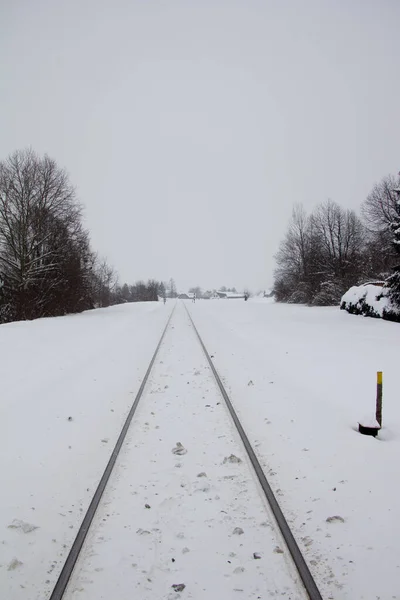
[168,278,177,298]
[121,283,131,302]
[386,187,400,308]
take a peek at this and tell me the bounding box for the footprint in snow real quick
[301,536,313,547]
[8,558,23,570]
[172,442,187,456]
[326,515,345,524]
[8,519,38,534]
[233,566,245,574]
[223,455,242,464]
[195,484,210,493]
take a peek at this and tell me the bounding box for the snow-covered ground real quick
[63,304,306,600]
[1,298,399,600]
[0,302,169,600]
[188,298,400,600]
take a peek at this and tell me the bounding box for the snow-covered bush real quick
[340,284,389,318]
[288,287,309,304]
[312,280,343,306]
[382,305,400,322]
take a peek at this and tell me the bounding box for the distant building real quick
[178,292,195,299]
[214,291,245,299]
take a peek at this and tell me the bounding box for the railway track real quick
[48,302,323,600]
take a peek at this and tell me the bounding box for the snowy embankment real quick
[189,299,400,600]
[0,302,169,600]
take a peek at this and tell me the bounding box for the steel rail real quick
[184,303,323,600]
[48,305,175,600]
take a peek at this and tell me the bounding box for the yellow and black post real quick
[376,371,383,427]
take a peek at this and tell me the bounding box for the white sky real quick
[1,0,400,292]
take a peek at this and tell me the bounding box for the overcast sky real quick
[1,1,399,292]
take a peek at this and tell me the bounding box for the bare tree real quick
[362,174,400,231]
[361,173,400,277]
[311,200,365,284]
[0,149,89,321]
[274,201,367,305]
[92,258,118,308]
[189,286,202,298]
[274,204,317,303]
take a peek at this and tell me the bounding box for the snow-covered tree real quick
[386,185,400,309]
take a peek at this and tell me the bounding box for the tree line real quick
[273,172,400,310]
[0,149,168,325]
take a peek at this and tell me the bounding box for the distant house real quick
[178,292,195,299]
[215,291,245,299]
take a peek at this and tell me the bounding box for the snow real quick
[358,416,381,429]
[252,295,276,304]
[1,299,400,600]
[222,292,245,299]
[189,300,400,600]
[341,283,389,317]
[0,302,169,600]
[63,305,306,599]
